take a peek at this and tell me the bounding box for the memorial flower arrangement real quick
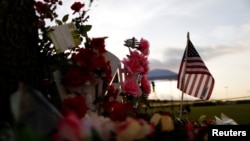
[34,0,153,119]
[100,37,152,121]
[35,0,113,118]
[51,110,217,141]
[4,1,237,141]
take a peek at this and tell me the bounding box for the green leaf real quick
[55,19,62,25]
[84,25,92,32]
[62,14,69,23]
[79,25,92,37]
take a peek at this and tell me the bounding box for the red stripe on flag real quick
[194,74,203,97]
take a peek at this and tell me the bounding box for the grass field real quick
[144,102,250,124]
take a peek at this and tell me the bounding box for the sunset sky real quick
[56,0,250,100]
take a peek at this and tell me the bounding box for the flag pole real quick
[179,32,190,118]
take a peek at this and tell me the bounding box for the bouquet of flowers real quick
[35,0,116,113]
[1,1,238,141]
[34,0,152,118]
[51,110,220,141]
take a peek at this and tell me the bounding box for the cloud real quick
[56,0,250,75]
[149,40,250,72]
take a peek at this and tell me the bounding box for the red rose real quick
[64,66,94,88]
[91,37,107,54]
[109,102,135,121]
[71,2,84,14]
[61,95,89,119]
[123,74,142,97]
[34,1,46,14]
[71,48,93,67]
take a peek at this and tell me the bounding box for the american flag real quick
[177,38,215,100]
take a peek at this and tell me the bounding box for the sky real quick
[55,0,250,100]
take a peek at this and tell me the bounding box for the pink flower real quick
[123,75,142,97]
[129,51,149,74]
[139,38,150,56]
[122,50,149,74]
[53,112,87,141]
[122,55,144,74]
[141,75,151,95]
